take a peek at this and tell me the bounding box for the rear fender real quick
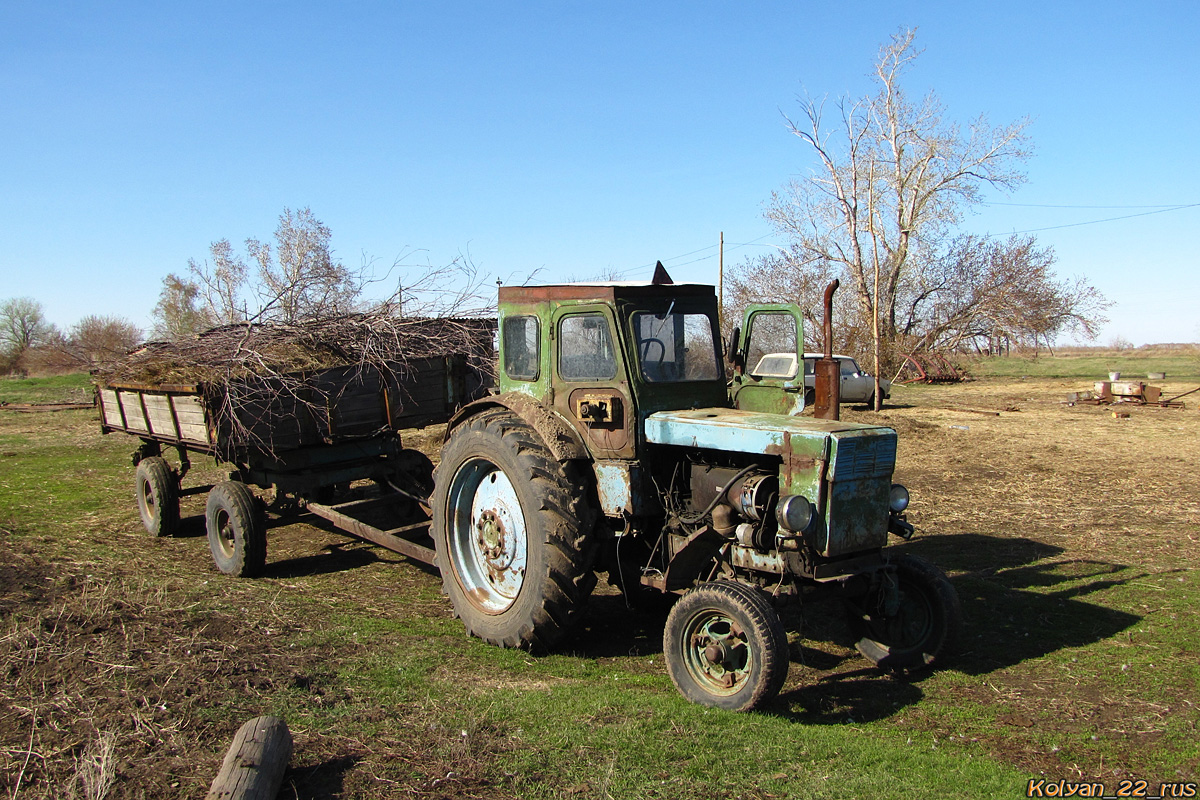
[444,392,590,462]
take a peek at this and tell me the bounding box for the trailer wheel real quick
[206,481,267,577]
[663,581,789,711]
[847,553,961,674]
[432,409,596,651]
[136,456,179,537]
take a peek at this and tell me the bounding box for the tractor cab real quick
[495,282,730,459]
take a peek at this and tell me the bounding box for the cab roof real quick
[499,282,715,305]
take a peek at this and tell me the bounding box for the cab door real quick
[730,304,806,415]
[551,306,637,459]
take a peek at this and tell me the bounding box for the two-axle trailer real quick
[97,356,485,575]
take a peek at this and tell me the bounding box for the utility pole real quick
[718,231,724,331]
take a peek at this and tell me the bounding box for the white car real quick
[803,353,890,405]
[748,352,891,405]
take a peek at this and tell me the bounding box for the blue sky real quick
[3,1,1197,345]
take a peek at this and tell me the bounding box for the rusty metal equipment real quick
[812,279,841,420]
[895,352,968,384]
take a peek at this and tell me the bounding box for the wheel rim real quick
[682,608,752,696]
[140,478,156,520]
[870,583,934,651]
[446,457,528,614]
[214,509,236,558]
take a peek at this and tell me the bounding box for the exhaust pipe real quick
[813,279,840,420]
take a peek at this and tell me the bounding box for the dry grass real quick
[1,373,1197,796]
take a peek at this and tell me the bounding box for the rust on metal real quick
[813,280,841,420]
[896,352,968,384]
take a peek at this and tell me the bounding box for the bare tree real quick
[188,238,250,325]
[900,234,1109,354]
[151,273,214,340]
[183,207,362,326]
[247,207,360,322]
[67,315,142,370]
[749,28,1036,407]
[0,297,55,374]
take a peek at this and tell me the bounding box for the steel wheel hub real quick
[685,613,751,694]
[448,458,528,614]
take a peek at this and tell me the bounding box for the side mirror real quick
[724,326,744,375]
[724,326,740,360]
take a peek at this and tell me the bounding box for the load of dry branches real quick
[96,311,496,456]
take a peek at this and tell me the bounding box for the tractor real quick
[431,276,961,711]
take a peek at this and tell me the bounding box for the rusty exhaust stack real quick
[813,279,840,420]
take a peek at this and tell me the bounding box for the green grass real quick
[967,351,1200,380]
[0,372,93,404]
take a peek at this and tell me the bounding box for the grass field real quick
[0,366,1197,799]
[965,346,1200,380]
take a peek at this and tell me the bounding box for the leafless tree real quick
[188,238,250,325]
[743,28,1040,407]
[901,234,1109,354]
[0,297,55,374]
[247,207,361,322]
[181,207,363,326]
[67,316,142,370]
[151,273,214,340]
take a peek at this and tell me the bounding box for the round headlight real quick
[775,494,814,533]
[889,484,910,513]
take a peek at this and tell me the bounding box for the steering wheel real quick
[640,337,666,364]
[638,338,676,381]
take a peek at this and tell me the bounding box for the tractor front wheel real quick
[432,410,596,651]
[663,581,789,711]
[847,553,961,674]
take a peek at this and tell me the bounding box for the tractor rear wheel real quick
[663,581,789,711]
[432,409,596,651]
[136,456,179,537]
[847,553,961,674]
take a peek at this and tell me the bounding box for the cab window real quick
[502,315,540,380]
[746,312,799,379]
[559,313,616,380]
[633,311,720,382]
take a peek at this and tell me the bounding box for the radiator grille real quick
[832,433,897,480]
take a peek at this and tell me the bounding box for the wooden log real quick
[204,716,292,800]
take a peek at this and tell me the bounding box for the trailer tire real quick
[206,481,266,577]
[847,553,961,674]
[663,581,789,711]
[432,409,596,652]
[136,456,179,537]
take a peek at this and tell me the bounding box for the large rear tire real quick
[432,410,596,651]
[136,456,179,537]
[663,581,789,711]
[206,481,267,577]
[847,553,961,674]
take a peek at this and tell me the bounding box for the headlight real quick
[775,494,814,533]
[889,484,910,513]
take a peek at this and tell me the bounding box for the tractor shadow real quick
[575,533,1145,724]
[769,532,1145,723]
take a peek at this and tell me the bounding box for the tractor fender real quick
[445,392,590,462]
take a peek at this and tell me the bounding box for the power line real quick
[985,203,1200,236]
[984,201,1197,209]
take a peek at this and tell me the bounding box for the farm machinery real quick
[99,278,961,711]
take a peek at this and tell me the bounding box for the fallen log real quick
[204,716,292,800]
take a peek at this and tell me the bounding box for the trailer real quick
[98,354,490,575]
